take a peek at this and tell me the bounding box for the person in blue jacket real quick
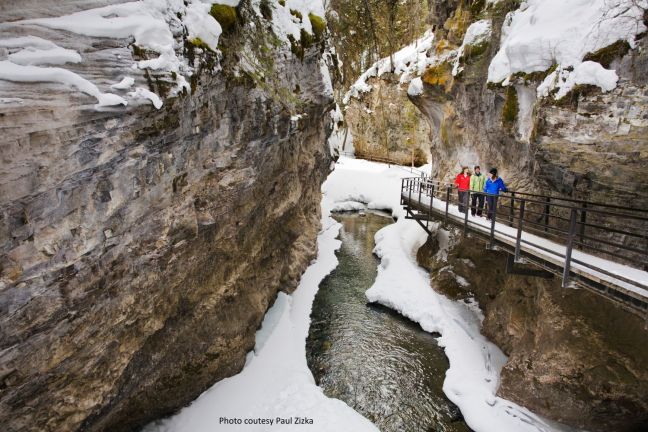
[483,168,507,220]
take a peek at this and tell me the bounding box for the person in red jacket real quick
[454,166,471,213]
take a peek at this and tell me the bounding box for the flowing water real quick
[306,211,471,432]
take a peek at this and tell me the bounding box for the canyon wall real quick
[411,2,648,430]
[0,1,333,431]
[337,0,648,430]
[344,77,431,165]
[411,0,648,207]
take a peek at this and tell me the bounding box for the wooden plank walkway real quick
[401,178,648,319]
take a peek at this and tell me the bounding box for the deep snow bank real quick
[327,157,571,432]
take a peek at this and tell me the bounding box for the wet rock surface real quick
[417,228,648,432]
[0,2,333,431]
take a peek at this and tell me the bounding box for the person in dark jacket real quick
[483,168,507,220]
[454,166,471,213]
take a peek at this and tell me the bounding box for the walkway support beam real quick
[580,203,587,243]
[428,183,434,229]
[445,186,451,226]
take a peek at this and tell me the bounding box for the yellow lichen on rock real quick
[308,13,326,41]
[422,62,453,92]
[443,5,471,45]
[435,39,456,55]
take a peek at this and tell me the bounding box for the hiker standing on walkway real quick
[455,166,471,213]
[470,165,486,217]
[484,167,507,220]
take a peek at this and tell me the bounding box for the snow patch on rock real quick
[128,87,163,109]
[453,19,492,76]
[344,30,436,103]
[266,0,326,43]
[184,2,223,51]
[7,46,81,66]
[0,60,126,107]
[488,0,647,98]
[407,77,424,96]
[111,77,135,90]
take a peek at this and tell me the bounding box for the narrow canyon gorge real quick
[1,1,647,432]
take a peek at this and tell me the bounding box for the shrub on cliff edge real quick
[210,4,238,33]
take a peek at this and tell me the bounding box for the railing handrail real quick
[406,177,648,219]
[400,176,648,278]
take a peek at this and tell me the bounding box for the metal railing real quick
[401,177,648,292]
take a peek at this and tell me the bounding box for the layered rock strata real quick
[0,1,334,431]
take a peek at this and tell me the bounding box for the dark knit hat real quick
[489,167,498,175]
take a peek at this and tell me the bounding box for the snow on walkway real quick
[410,192,648,298]
[326,157,573,432]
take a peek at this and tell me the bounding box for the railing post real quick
[418,179,423,206]
[430,184,435,208]
[579,203,587,243]
[544,197,550,232]
[562,208,578,288]
[514,199,526,261]
[489,196,498,248]
[408,179,412,205]
[445,185,451,226]
[644,231,648,272]
[509,192,515,227]
[428,184,434,225]
[463,190,471,237]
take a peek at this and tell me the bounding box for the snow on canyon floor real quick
[146,157,572,432]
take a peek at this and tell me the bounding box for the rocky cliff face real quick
[0,1,333,431]
[345,76,431,165]
[409,0,648,207]
[343,0,648,210]
[339,0,648,430]
[417,228,648,432]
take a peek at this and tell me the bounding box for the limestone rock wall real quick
[0,2,333,431]
[410,1,648,209]
[344,76,431,165]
